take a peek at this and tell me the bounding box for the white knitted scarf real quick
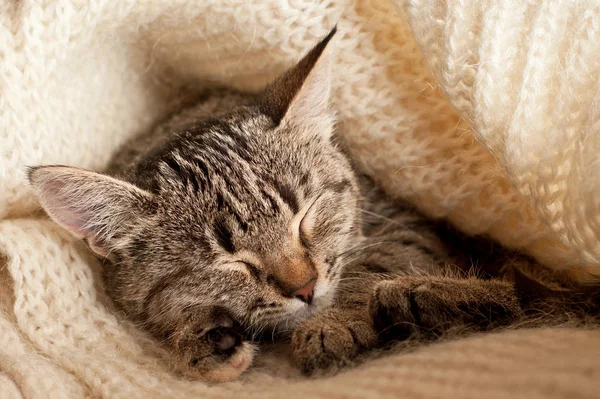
[1,1,599,397]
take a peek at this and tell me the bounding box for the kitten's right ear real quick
[28,166,154,257]
[259,27,336,128]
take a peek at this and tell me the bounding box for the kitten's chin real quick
[312,280,335,312]
[282,286,335,328]
[253,282,337,333]
[313,288,335,312]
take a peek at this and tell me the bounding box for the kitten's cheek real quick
[313,279,334,301]
[314,287,335,311]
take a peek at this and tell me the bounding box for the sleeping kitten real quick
[27,28,598,381]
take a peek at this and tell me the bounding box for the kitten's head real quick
[28,28,359,339]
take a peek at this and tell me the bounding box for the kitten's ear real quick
[28,166,154,257]
[260,26,336,129]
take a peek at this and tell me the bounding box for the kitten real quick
[27,28,598,381]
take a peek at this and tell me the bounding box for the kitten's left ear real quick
[27,166,154,257]
[259,26,336,131]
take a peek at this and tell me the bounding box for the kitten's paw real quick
[172,309,255,382]
[369,278,418,342]
[370,277,523,342]
[291,308,376,375]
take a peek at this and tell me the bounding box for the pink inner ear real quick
[37,175,111,258]
[31,166,152,258]
[83,236,110,257]
[39,178,90,237]
[33,169,109,253]
[283,54,331,125]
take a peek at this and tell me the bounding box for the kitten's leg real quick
[292,274,523,374]
[168,306,255,382]
[292,194,524,374]
[370,275,523,342]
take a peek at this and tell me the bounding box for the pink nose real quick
[292,278,316,304]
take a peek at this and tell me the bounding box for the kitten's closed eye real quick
[298,196,322,247]
[241,261,261,280]
[221,250,264,280]
[220,260,262,281]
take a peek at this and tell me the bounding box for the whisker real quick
[359,208,401,225]
[337,240,391,258]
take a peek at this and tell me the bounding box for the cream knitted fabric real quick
[399,0,600,272]
[1,0,600,397]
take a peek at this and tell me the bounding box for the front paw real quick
[291,308,376,375]
[369,277,523,343]
[172,309,255,382]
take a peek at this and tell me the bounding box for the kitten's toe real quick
[291,309,376,375]
[200,336,255,383]
[292,322,353,374]
[173,310,255,382]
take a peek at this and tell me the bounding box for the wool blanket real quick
[1,1,600,397]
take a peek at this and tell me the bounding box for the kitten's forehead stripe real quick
[213,218,236,253]
[231,208,249,233]
[260,188,280,214]
[328,179,351,194]
[273,180,300,214]
[214,191,250,233]
[191,158,211,183]
[299,172,310,186]
[161,155,203,194]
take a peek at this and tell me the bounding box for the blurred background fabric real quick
[1,1,600,397]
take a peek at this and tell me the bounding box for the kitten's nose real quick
[292,278,316,304]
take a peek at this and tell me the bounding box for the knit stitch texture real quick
[1,0,600,397]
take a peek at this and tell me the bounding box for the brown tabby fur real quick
[28,28,600,381]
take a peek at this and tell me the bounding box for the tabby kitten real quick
[27,28,596,382]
